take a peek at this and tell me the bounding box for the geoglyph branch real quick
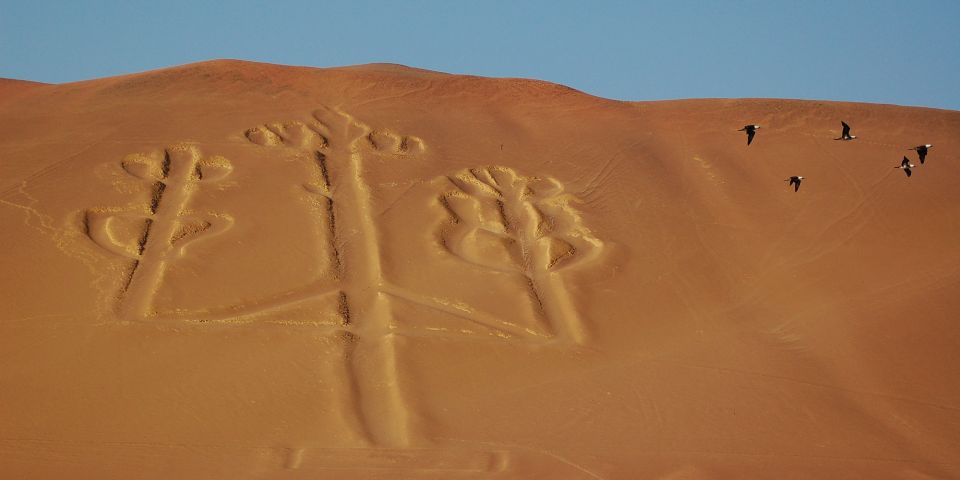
[84,145,234,319]
[440,166,602,343]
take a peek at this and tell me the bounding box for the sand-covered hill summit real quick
[1,60,958,479]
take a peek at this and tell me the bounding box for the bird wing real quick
[919,149,927,164]
[902,156,910,167]
[905,168,912,177]
[794,179,801,191]
[841,121,850,137]
[747,129,755,145]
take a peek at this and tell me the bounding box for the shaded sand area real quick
[1,61,959,479]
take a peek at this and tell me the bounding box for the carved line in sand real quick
[439,166,603,344]
[77,108,605,472]
[113,115,431,324]
[244,105,425,449]
[0,439,605,479]
[241,108,604,455]
[82,145,235,319]
[243,118,604,343]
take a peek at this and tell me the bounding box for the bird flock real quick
[738,121,934,192]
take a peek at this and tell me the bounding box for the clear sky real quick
[2,0,958,110]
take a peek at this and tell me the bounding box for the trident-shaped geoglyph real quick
[440,166,603,344]
[79,105,605,459]
[83,145,234,319]
[245,106,425,448]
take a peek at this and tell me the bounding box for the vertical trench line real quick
[527,207,587,344]
[337,330,377,445]
[502,177,554,335]
[315,150,332,189]
[507,176,586,344]
[531,269,586,344]
[326,196,341,274]
[328,134,411,447]
[314,146,370,446]
[314,151,342,276]
[119,148,200,320]
[337,291,351,326]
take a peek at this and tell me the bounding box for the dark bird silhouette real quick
[836,121,857,140]
[786,176,804,192]
[738,124,760,145]
[909,144,932,164]
[896,156,915,177]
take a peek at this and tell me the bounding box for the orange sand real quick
[1,61,959,479]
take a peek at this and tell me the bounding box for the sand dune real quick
[1,60,958,479]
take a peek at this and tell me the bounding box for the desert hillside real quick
[1,60,959,479]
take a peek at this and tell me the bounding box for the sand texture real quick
[1,61,959,479]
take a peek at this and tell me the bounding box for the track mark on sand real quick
[0,439,533,477]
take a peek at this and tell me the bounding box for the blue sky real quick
[2,0,958,110]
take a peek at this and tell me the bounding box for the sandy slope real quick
[1,60,958,479]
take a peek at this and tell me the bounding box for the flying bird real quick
[738,124,760,145]
[837,121,857,140]
[909,144,932,164]
[896,156,915,177]
[786,176,804,192]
